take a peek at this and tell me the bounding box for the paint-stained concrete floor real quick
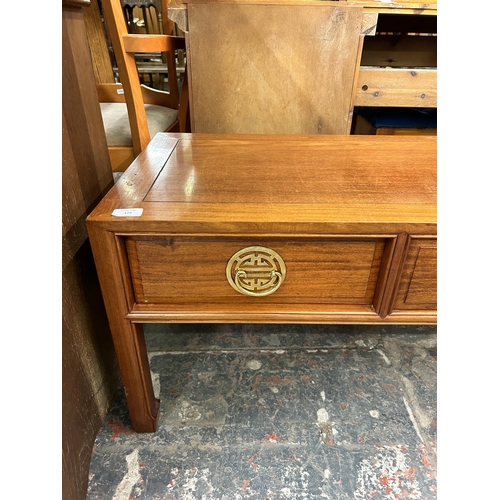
[87,324,437,499]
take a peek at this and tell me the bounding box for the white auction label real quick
[111,208,144,217]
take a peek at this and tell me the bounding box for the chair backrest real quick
[186,1,364,134]
[100,0,188,156]
[121,0,163,34]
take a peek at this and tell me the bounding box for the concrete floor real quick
[86,324,437,499]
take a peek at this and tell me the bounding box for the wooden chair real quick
[118,0,176,89]
[97,0,189,172]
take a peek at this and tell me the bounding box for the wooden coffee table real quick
[87,133,436,432]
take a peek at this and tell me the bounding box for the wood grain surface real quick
[63,0,118,492]
[394,237,437,309]
[126,236,385,304]
[89,133,436,235]
[186,3,364,134]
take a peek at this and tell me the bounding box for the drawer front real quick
[394,238,437,310]
[126,237,386,305]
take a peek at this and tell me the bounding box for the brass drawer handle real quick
[226,246,286,297]
[234,269,283,297]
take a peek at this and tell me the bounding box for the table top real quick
[87,133,436,235]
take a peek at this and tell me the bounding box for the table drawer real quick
[126,236,386,306]
[394,238,437,310]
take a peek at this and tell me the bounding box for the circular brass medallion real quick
[226,246,286,297]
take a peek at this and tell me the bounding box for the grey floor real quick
[87,324,437,499]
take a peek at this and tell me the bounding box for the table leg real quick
[87,226,159,432]
[112,320,160,432]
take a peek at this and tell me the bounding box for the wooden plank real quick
[343,0,436,8]
[187,3,364,134]
[122,33,186,53]
[167,2,435,34]
[354,67,436,107]
[187,0,353,4]
[83,0,115,83]
[376,127,437,135]
[127,302,437,324]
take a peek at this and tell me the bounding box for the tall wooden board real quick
[187,2,363,134]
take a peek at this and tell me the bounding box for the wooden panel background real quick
[62,2,118,498]
[186,2,364,134]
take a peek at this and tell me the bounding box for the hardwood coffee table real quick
[87,133,436,432]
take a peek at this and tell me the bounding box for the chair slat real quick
[122,34,186,54]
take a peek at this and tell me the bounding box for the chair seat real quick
[100,102,178,147]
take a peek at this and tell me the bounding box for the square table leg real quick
[87,226,159,432]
